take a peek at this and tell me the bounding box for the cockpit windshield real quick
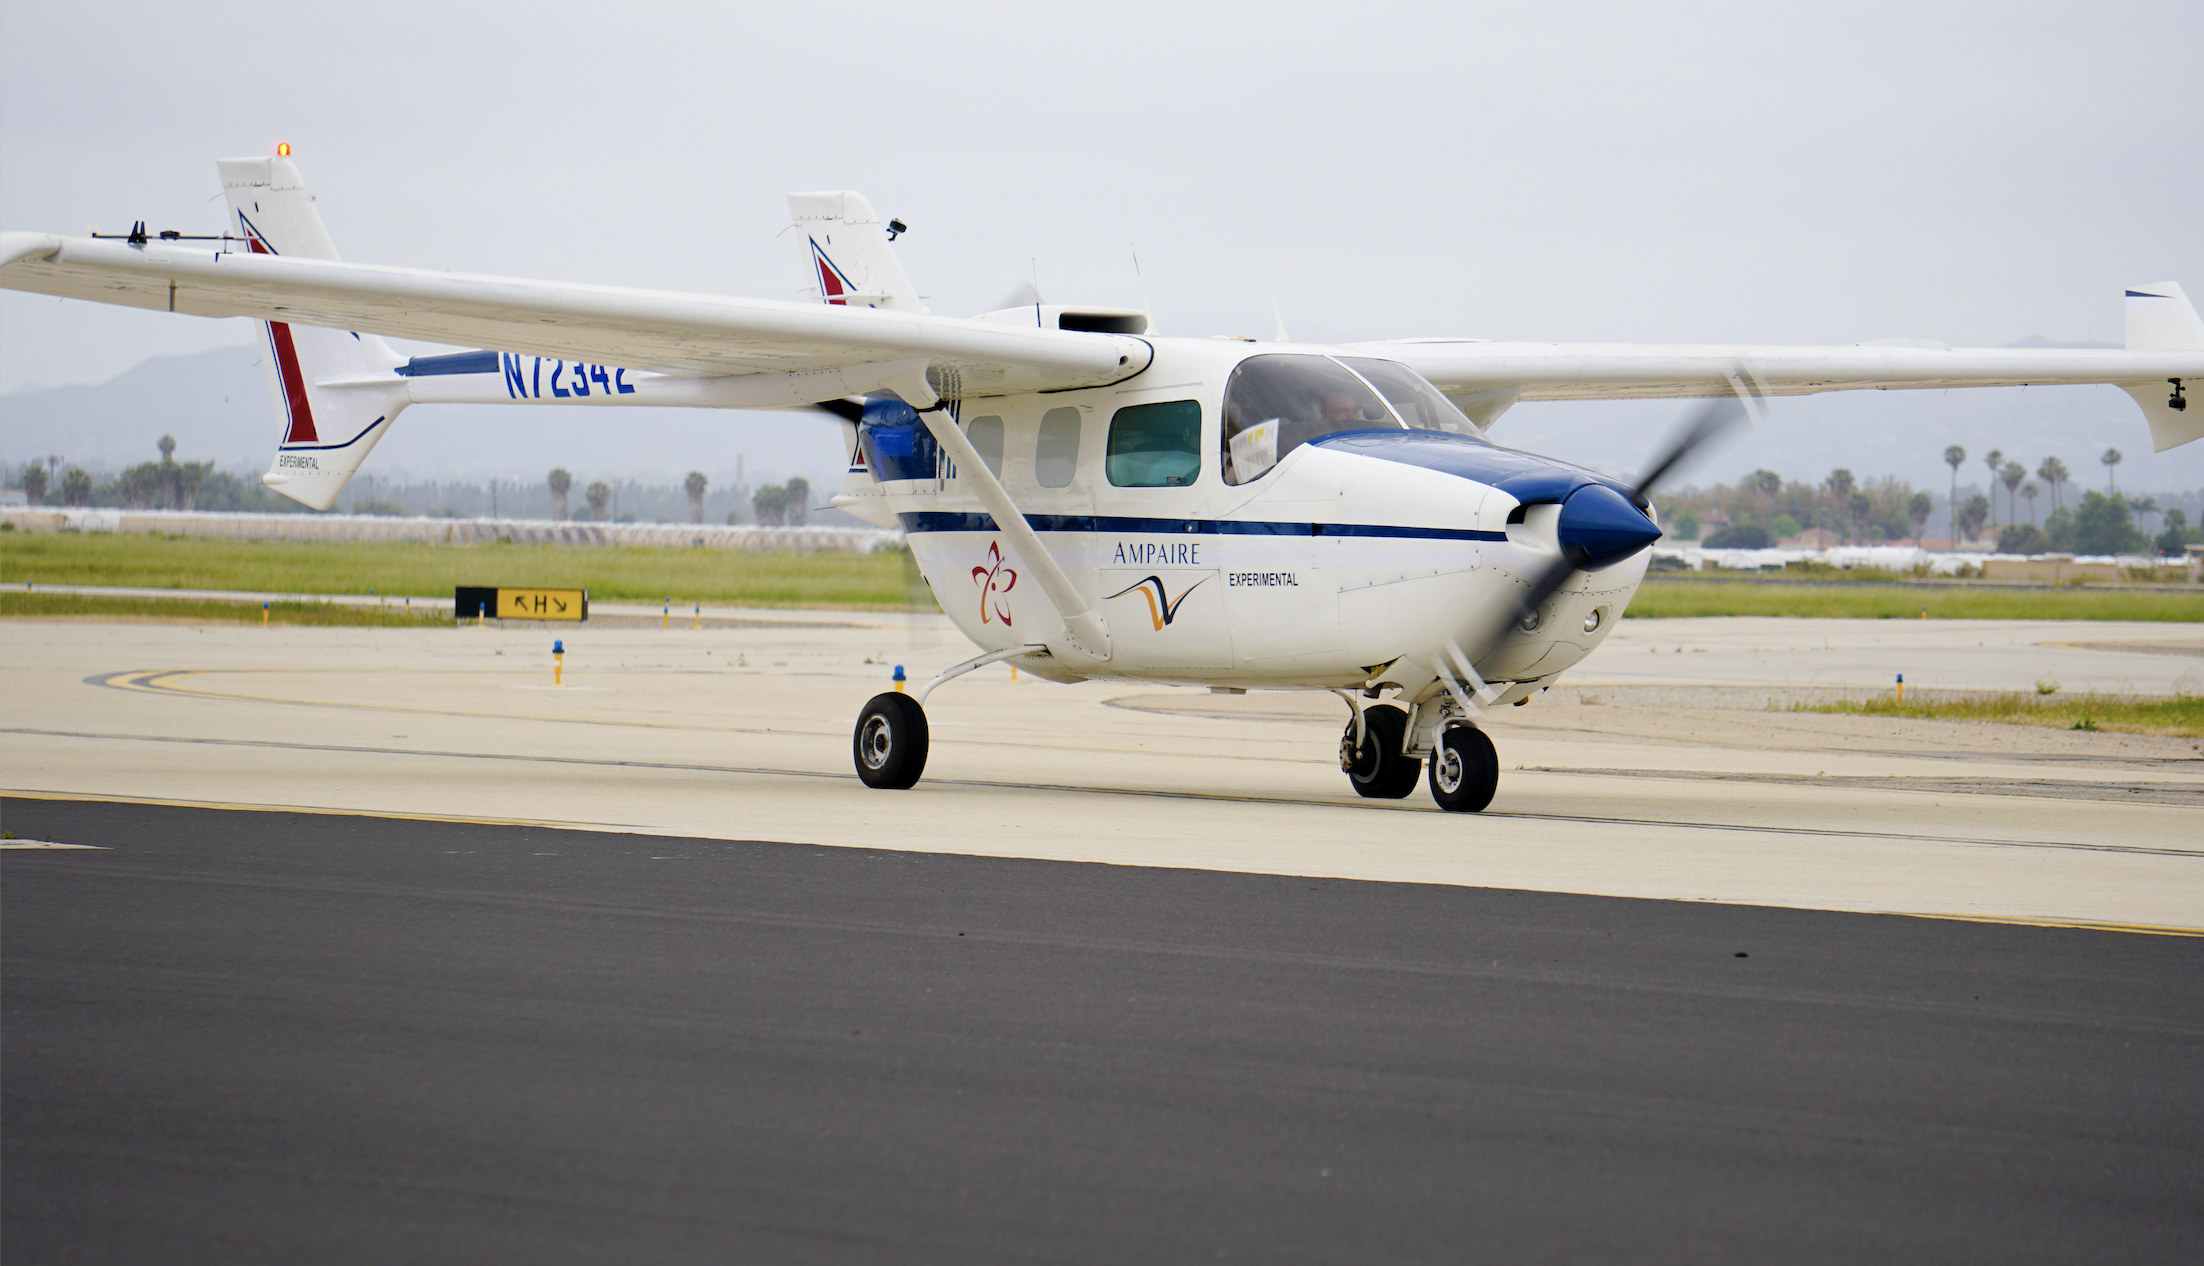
[1220,354,1485,485]
[1339,358,1485,437]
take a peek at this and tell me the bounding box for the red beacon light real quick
[276,143,291,157]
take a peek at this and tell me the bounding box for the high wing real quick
[1361,287,2204,453]
[0,232,1150,400]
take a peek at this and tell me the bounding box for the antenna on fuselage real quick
[1132,247,1157,336]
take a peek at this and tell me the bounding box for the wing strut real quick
[887,366,1112,661]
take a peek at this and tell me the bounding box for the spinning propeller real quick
[1447,365,1768,699]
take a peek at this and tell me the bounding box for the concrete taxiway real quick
[2,611,2198,930]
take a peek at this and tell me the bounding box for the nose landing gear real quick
[1427,725,1499,813]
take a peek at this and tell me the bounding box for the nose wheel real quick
[854,692,930,789]
[1341,704,1422,799]
[1428,725,1499,813]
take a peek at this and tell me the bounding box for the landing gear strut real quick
[1341,703,1422,799]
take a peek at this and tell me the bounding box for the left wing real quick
[1361,285,2204,452]
[0,233,1150,399]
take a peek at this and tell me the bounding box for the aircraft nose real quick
[1557,483,1662,569]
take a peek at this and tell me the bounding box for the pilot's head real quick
[1322,391,1360,423]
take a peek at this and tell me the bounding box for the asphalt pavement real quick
[4,796,2199,1264]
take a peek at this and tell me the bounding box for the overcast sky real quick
[4,0,2200,485]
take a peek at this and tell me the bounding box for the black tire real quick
[1341,704,1422,799]
[1428,724,1499,813]
[853,692,929,789]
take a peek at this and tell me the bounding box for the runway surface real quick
[6,796,2200,1264]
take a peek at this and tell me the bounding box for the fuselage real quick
[832,337,1659,701]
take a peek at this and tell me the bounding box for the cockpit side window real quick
[1106,400,1203,488]
[1219,354,1402,486]
[1339,358,1488,438]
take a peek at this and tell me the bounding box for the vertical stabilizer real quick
[787,191,925,314]
[219,157,408,509]
[2125,282,2204,351]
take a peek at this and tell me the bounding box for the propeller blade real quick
[1630,395,1743,500]
[1459,363,1764,679]
[810,397,866,423]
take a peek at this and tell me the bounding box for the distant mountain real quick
[0,346,850,491]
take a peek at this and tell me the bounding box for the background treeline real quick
[1656,465,2201,556]
[8,440,854,526]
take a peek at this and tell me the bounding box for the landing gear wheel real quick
[1341,704,1422,799]
[1428,725,1499,813]
[853,692,930,789]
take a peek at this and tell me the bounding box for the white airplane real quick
[5,155,2200,810]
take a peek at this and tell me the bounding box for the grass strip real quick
[1,592,456,627]
[1801,692,2204,738]
[1629,579,2204,621]
[1,533,914,609]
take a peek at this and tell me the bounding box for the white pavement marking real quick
[1,841,107,849]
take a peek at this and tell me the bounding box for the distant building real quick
[1777,526,1841,549]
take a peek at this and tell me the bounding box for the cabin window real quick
[1106,400,1202,488]
[1219,354,1401,485]
[1036,407,1081,488]
[1339,358,1486,436]
[966,415,1004,478]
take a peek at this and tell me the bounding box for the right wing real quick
[1360,284,2204,452]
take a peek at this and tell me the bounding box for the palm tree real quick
[1846,490,1871,543]
[1960,494,1990,544]
[20,463,47,506]
[684,470,709,524]
[1942,445,1965,545]
[1999,461,2025,526]
[585,480,610,521]
[60,466,91,506]
[2130,495,2158,535]
[784,476,811,527]
[547,468,572,521]
[1982,449,2003,526]
[1908,491,1933,546]
[2021,481,2039,525]
[2101,447,2121,493]
[2036,457,2070,512]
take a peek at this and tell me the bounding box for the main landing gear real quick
[1339,697,1499,812]
[852,646,1040,790]
[854,692,929,789]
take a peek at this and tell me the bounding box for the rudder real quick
[220,156,408,509]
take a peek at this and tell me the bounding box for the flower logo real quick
[971,540,1018,625]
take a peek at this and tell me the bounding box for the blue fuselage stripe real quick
[899,511,1504,541]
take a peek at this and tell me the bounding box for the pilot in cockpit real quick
[1321,390,1364,424]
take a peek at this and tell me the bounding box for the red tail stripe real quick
[266,321,318,444]
[246,227,317,443]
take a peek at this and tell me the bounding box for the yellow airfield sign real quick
[455,586,588,621]
[496,588,588,621]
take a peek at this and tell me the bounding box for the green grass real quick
[1,533,913,608]
[1803,692,2204,738]
[1,591,456,627]
[1627,578,2204,621]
